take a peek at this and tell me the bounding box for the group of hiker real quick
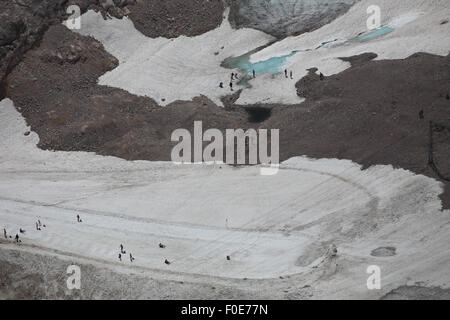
[219,68,325,92]
[219,72,242,91]
[3,227,25,243]
[117,242,171,265]
[3,217,48,244]
[284,69,294,79]
[118,243,135,263]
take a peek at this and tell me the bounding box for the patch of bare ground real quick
[126,0,225,39]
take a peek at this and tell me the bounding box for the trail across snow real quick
[1,98,449,288]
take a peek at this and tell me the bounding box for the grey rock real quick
[227,0,359,38]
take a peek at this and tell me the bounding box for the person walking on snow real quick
[253,70,256,78]
[3,228,6,239]
[36,222,41,231]
[290,71,293,79]
[15,234,19,243]
[130,253,134,262]
[118,253,122,261]
[231,73,234,80]
[230,81,233,91]
[285,69,288,78]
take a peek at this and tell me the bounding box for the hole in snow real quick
[245,107,272,123]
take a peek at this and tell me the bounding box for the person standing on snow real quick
[230,82,233,91]
[253,70,256,78]
[285,69,288,78]
[15,234,19,243]
[118,253,122,261]
[130,253,134,262]
[3,228,6,239]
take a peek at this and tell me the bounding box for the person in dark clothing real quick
[231,73,234,80]
[230,82,233,91]
[3,228,7,239]
[253,70,256,78]
[319,72,325,81]
[226,255,231,261]
[290,70,293,79]
[15,234,19,243]
[159,243,166,249]
[285,69,288,78]
[77,214,80,222]
[130,253,134,262]
[419,110,424,119]
[164,259,171,265]
[19,228,25,233]
[118,253,122,261]
[219,82,223,88]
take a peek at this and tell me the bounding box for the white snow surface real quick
[73,9,274,106]
[1,98,449,290]
[70,1,450,106]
